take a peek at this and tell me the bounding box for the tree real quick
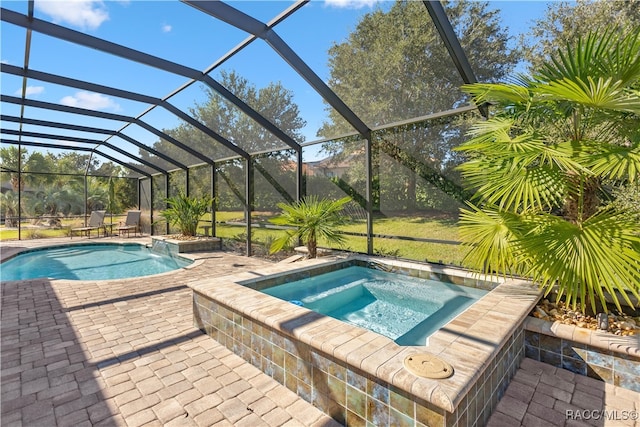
[27,185,82,217]
[456,29,640,315]
[86,179,109,212]
[159,191,213,237]
[141,71,307,203]
[1,149,135,220]
[54,152,99,175]
[0,146,28,191]
[23,152,55,187]
[521,0,640,219]
[522,0,640,72]
[319,0,518,212]
[269,196,352,258]
[0,191,19,227]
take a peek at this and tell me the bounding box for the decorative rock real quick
[534,307,548,318]
[620,321,635,331]
[531,300,639,336]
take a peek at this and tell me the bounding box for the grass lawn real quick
[0,215,127,241]
[2,211,467,265]
[214,211,466,265]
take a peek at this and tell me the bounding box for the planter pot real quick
[151,235,221,254]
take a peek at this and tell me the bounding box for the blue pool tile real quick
[368,379,389,404]
[347,368,367,390]
[561,356,587,376]
[613,357,640,377]
[586,349,613,369]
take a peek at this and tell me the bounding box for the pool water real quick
[262,266,488,345]
[1,244,192,281]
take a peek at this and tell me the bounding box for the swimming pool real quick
[261,265,488,345]
[1,243,193,281]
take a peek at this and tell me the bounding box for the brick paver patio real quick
[1,238,340,427]
[2,237,639,426]
[487,358,639,427]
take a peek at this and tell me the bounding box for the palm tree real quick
[269,196,351,258]
[0,190,19,227]
[86,179,110,212]
[159,192,212,237]
[27,183,83,217]
[456,29,640,314]
[0,146,27,191]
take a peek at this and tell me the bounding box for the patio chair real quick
[117,210,141,237]
[71,210,106,239]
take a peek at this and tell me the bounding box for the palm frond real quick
[581,143,640,182]
[536,77,640,113]
[538,28,640,87]
[608,29,640,86]
[457,118,580,212]
[269,196,351,257]
[461,82,531,106]
[458,28,640,315]
[520,210,640,313]
[459,205,531,277]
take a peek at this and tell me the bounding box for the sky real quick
[0,0,556,167]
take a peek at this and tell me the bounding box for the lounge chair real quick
[117,210,141,237]
[71,210,106,239]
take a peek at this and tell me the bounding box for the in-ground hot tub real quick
[260,265,488,346]
[189,255,540,426]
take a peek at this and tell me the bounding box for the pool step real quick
[303,279,371,313]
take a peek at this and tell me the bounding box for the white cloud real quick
[162,24,172,33]
[60,91,121,111]
[324,0,377,9]
[35,0,109,30]
[14,86,45,96]
[1,59,10,64]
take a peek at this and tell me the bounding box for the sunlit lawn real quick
[1,211,467,265]
[0,215,126,240]
[215,212,466,265]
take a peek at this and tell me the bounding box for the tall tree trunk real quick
[563,174,600,223]
[406,174,417,211]
[307,231,317,259]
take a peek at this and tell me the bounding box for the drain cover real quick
[404,354,453,379]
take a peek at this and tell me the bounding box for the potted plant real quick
[151,192,221,254]
[269,195,351,258]
[455,29,640,317]
[159,191,213,237]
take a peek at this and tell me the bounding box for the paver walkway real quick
[1,237,340,427]
[2,237,639,426]
[487,359,639,427]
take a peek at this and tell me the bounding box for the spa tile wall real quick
[524,331,640,393]
[193,291,526,427]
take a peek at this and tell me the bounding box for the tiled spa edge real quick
[188,255,541,413]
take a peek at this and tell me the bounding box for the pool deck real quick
[1,237,638,426]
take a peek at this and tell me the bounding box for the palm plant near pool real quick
[269,196,351,258]
[160,192,213,237]
[456,29,640,314]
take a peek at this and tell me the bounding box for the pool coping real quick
[188,254,541,412]
[524,317,640,357]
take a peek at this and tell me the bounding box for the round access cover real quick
[404,354,454,379]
